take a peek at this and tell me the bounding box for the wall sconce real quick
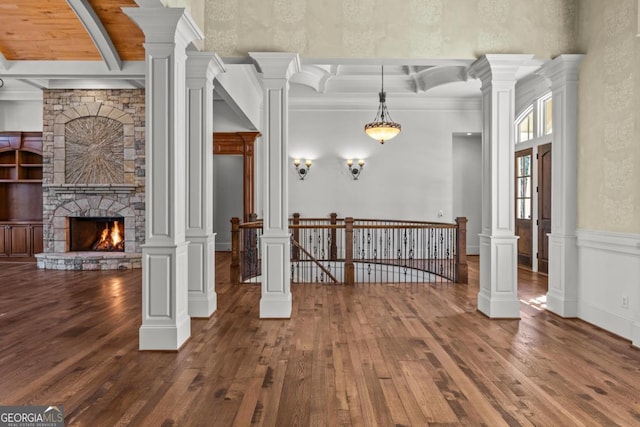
[347,159,365,180]
[294,159,312,180]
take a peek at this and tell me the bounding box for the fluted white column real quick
[469,54,534,319]
[538,55,584,317]
[124,2,203,350]
[186,51,225,317]
[249,52,301,318]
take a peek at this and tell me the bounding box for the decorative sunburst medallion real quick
[65,117,124,184]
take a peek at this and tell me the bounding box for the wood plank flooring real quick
[1,255,640,426]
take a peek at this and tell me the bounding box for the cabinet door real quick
[0,226,8,257]
[31,224,43,255]
[9,225,30,257]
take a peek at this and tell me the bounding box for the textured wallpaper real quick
[577,0,639,233]
[202,0,578,59]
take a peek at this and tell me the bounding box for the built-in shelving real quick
[0,132,43,261]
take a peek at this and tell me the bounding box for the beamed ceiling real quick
[0,0,144,63]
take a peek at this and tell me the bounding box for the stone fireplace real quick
[37,90,145,270]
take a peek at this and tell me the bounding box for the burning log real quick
[92,220,125,251]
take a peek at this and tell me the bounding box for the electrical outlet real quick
[622,296,629,309]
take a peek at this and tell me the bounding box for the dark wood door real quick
[538,143,552,274]
[515,149,533,268]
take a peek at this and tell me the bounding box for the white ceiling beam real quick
[0,61,144,79]
[19,79,49,89]
[0,52,8,71]
[66,0,123,71]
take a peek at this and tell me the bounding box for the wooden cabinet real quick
[0,222,43,260]
[0,132,43,262]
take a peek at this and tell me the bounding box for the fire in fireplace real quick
[69,217,125,252]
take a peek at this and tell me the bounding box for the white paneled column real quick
[249,52,301,318]
[469,54,533,319]
[538,55,584,317]
[186,52,226,317]
[124,2,203,350]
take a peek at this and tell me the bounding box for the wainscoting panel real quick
[577,229,640,344]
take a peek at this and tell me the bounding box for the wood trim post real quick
[344,217,354,285]
[230,217,240,284]
[330,212,338,261]
[455,217,468,284]
[213,132,261,222]
[292,213,300,261]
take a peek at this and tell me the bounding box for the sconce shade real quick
[364,65,401,144]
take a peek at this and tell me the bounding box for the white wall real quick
[213,155,244,251]
[452,134,482,255]
[288,106,481,222]
[0,100,43,131]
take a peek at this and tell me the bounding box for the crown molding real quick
[290,95,481,111]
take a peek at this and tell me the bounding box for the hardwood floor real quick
[1,254,640,426]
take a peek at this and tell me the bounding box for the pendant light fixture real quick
[364,65,401,144]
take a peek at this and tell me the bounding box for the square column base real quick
[260,234,292,319]
[139,242,191,350]
[477,234,520,319]
[187,234,217,318]
[139,315,191,351]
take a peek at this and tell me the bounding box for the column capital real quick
[123,4,203,46]
[249,52,301,80]
[537,54,585,88]
[186,51,226,81]
[469,54,535,87]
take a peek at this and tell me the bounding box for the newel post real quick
[344,217,355,285]
[455,217,468,284]
[230,217,240,284]
[330,213,338,260]
[292,213,300,261]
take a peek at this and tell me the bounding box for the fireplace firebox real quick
[69,217,125,252]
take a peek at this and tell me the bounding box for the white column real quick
[469,54,534,318]
[249,52,301,318]
[538,55,584,317]
[186,52,225,317]
[124,2,203,350]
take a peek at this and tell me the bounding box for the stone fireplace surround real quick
[37,90,145,270]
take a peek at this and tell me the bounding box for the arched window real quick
[516,107,534,143]
[515,92,553,145]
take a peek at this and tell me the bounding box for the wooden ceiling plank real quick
[88,0,145,61]
[66,0,122,70]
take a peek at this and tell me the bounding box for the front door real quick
[515,149,533,268]
[538,143,552,274]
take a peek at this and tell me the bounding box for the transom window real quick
[515,93,553,144]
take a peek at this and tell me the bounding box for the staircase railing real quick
[230,213,467,285]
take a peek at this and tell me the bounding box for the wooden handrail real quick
[230,214,467,285]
